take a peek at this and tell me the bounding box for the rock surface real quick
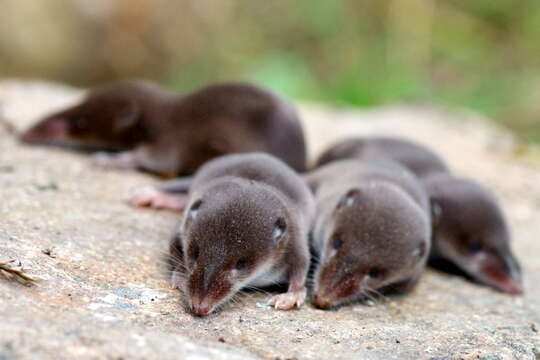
[1,81,539,360]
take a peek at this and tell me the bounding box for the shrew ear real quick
[430,199,442,227]
[112,100,141,133]
[183,199,203,232]
[412,242,427,258]
[335,188,360,212]
[273,217,288,250]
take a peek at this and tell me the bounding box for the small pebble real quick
[0,165,14,173]
[41,248,56,258]
[35,183,59,191]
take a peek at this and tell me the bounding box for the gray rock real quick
[1,81,539,360]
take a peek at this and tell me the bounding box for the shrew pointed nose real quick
[497,276,524,295]
[313,294,332,309]
[191,296,213,316]
[191,304,210,316]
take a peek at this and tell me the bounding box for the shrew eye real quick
[460,232,482,254]
[235,259,248,270]
[368,267,383,279]
[467,240,482,254]
[332,234,344,250]
[70,117,88,131]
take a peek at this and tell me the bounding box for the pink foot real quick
[266,288,307,310]
[129,186,187,211]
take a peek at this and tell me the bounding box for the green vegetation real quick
[167,1,540,143]
[1,1,539,142]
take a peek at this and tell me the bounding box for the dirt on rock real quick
[1,81,539,360]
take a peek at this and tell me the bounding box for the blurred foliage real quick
[0,0,539,142]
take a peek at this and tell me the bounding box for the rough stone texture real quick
[1,81,539,360]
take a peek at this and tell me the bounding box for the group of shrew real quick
[10,79,522,316]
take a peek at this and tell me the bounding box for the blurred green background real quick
[1,0,539,142]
